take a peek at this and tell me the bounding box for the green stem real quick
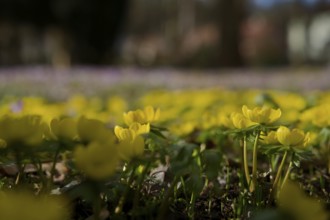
[327,142,330,174]
[132,161,152,216]
[280,160,293,191]
[157,176,179,220]
[47,147,61,190]
[272,151,288,192]
[115,165,137,214]
[251,130,260,192]
[14,170,21,186]
[243,135,253,192]
[33,158,48,193]
[189,191,197,219]
[271,154,280,172]
[14,149,24,185]
[93,195,102,220]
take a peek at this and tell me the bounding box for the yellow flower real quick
[0,191,71,220]
[0,139,6,148]
[144,105,160,122]
[0,115,44,147]
[118,136,145,161]
[242,105,281,124]
[47,118,78,140]
[231,112,256,129]
[129,122,150,135]
[123,106,160,125]
[270,91,306,111]
[169,121,196,136]
[114,126,136,142]
[77,116,115,143]
[219,115,235,129]
[123,110,144,126]
[115,123,150,142]
[276,126,310,149]
[107,96,127,114]
[74,141,119,180]
[114,125,146,160]
[311,105,330,127]
[308,131,319,145]
[260,131,278,145]
[278,181,328,220]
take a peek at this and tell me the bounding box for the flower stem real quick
[115,165,137,214]
[47,146,60,191]
[327,142,330,174]
[252,130,260,192]
[243,135,253,192]
[157,176,179,220]
[280,160,293,191]
[93,196,102,220]
[188,191,197,219]
[272,150,288,192]
[132,161,152,214]
[14,149,24,185]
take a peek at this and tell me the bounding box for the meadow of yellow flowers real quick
[0,88,329,219]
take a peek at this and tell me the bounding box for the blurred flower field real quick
[0,68,330,219]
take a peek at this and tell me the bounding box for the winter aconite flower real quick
[107,96,128,115]
[242,105,281,125]
[260,131,279,145]
[46,118,78,140]
[300,104,330,128]
[123,106,160,126]
[0,115,44,147]
[73,116,120,180]
[77,116,115,143]
[0,139,6,148]
[278,181,328,220]
[0,191,71,220]
[118,136,145,161]
[128,122,150,135]
[115,106,154,160]
[114,125,146,161]
[230,112,256,129]
[74,140,120,180]
[276,126,310,149]
[114,123,150,142]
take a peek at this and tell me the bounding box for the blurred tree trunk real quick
[91,0,130,64]
[218,0,246,67]
[64,0,130,64]
[178,0,195,36]
[0,0,130,65]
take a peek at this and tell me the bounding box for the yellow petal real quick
[260,131,278,145]
[289,129,305,146]
[278,181,328,220]
[51,118,77,140]
[123,112,134,126]
[114,126,124,140]
[242,105,281,124]
[118,136,145,161]
[231,112,255,129]
[242,105,250,119]
[277,126,306,147]
[277,126,291,146]
[129,122,150,135]
[144,106,155,121]
[154,108,160,121]
[78,116,108,142]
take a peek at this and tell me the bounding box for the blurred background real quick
[0,0,330,69]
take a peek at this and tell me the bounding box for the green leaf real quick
[151,124,168,131]
[259,145,288,155]
[201,149,222,180]
[150,128,167,139]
